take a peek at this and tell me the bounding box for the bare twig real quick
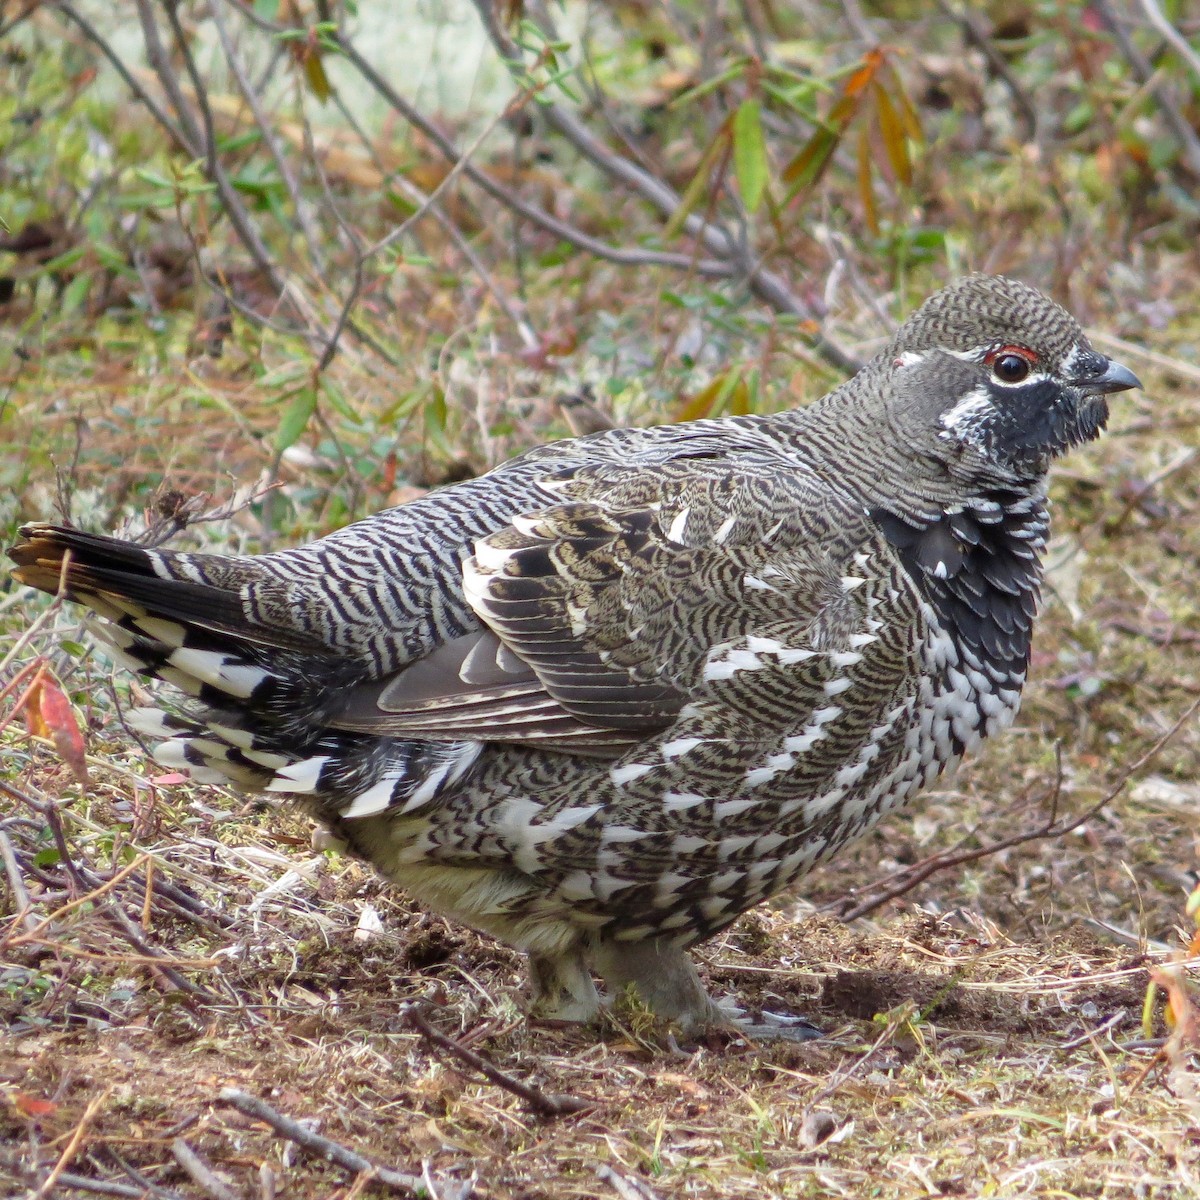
[219,1089,424,1194]
[171,1138,245,1200]
[35,1172,158,1199]
[596,1163,664,1200]
[1093,0,1200,177]
[827,693,1200,921]
[468,0,861,374]
[0,830,39,932]
[205,0,326,271]
[57,3,190,151]
[935,0,1039,142]
[153,0,287,295]
[1136,0,1200,81]
[31,1087,112,1198]
[400,1005,590,1117]
[106,1147,190,1200]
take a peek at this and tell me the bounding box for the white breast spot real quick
[661,736,703,760]
[743,574,777,592]
[610,762,656,786]
[715,797,758,819]
[663,791,708,812]
[602,824,653,844]
[828,650,863,668]
[703,649,763,681]
[667,507,690,544]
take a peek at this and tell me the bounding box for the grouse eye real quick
[992,353,1031,383]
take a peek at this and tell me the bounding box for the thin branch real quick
[1137,0,1200,81]
[0,830,39,934]
[935,0,1039,142]
[219,1089,424,1194]
[468,0,860,373]
[1094,0,1200,177]
[34,1172,156,1199]
[31,1087,112,1198]
[205,0,326,271]
[328,35,745,279]
[400,1005,590,1117]
[153,0,287,295]
[170,1139,244,1200]
[56,3,191,152]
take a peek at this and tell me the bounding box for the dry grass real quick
[3,300,1200,1198]
[4,6,1200,1195]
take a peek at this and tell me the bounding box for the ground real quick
[3,308,1199,1198]
[3,5,1200,1197]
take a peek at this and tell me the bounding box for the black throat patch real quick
[870,489,1048,683]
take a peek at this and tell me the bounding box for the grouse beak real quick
[1077,357,1142,395]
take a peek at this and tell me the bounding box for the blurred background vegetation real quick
[2,0,1197,547]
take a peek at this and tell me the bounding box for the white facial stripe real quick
[939,384,993,436]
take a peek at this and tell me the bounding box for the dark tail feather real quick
[9,523,475,822]
[10,523,311,652]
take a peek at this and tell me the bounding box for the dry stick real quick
[935,0,1039,142]
[31,1086,113,1198]
[400,1005,590,1117]
[0,787,226,1009]
[0,829,39,934]
[171,1138,245,1200]
[36,1172,151,1199]
[56,3,190,151]
[105,1147,190,1200]
[1105,444,1198,535]
[218,1089,424,1195]
[1137,0,1200,81]
[204,0,326,273]
[141,0,285,297]
[596,1164,664,1200]
[2,851,150,949]
[829,693,1200,922]
[329,37,744,282]
[1093,0,1200,178]
[469,0,861,375]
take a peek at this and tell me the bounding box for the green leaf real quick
[857,124,878,235]
[732,99,769,214]
[37,245,87,274]
[874,82,911,187]
[274,388,318,452]
[59,272,91,315]
[320,377,357,422]
[663,125,731,242]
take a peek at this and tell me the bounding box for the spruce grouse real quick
[9,275,1141,1034]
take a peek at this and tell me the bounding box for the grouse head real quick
[881,274,1141,481]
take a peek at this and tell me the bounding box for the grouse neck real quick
[870,485,1050,689]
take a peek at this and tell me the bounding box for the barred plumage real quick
[9,275,1140,1034]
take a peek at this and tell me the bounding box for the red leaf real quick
[14,1093,58,1118]
[26,672,89,787]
